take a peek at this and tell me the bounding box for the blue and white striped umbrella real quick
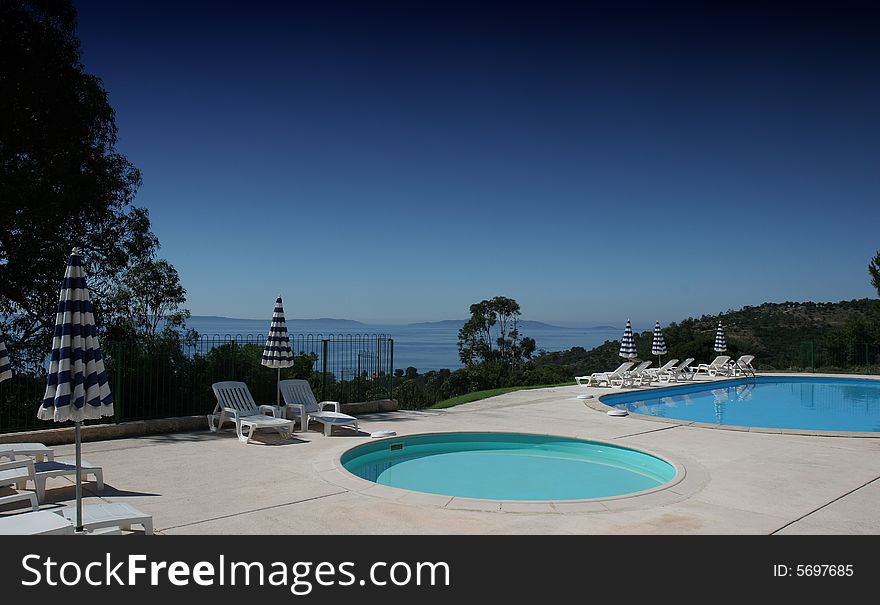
[651,321,667,362]
[39,250,113,422]
[0,340,11,382]
[714,321,727,354]
[261,295,294,405]
[619,319,638,359]
[38,248,113,532]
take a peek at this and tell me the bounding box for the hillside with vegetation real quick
[529,298,880,379]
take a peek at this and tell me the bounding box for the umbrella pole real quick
[277,368,281,406]
[75,421,83,532]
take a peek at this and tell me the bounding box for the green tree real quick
[0,0,162,360]
[457,296,536,369]
[869,250,880,297]
[104,259,196,346]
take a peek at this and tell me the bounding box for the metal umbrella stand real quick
[38,249,114,533]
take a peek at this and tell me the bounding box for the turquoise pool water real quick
[341,432,677,500]
[601,376,880,433]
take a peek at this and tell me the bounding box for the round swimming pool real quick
[600,376,880,433]
[340,432,678,501]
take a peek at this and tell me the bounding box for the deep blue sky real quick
[72,1,880,326]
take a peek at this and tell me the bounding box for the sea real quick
[183,316,622,372]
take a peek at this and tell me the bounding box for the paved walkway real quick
[3,379,879,534]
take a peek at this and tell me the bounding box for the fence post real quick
[113,344,123,424]
[388,338,394,400]
[321,339,329,402]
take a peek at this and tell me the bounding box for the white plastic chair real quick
[209,381,294,443]
[663,358,695,382]
[0,443,55,462]
[731,355,756,377]
[692,356,731,377]
[278,379,341,430]
[615,361,653,388]
[644,359,679,381]
[0,458,39,511]
[575,362,635,387]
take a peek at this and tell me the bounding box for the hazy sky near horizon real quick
[72,1,880,326]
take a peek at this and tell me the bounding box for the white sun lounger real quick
[276,379,341,430]
[308,411,360,436]
[692,356,731,377]
[30,459,104,501]
[575,362,635,387]
[615,361,653,388]
[0,510,75,535]
[0,458,39,511]
[209,381,295,443]
[0,443,55,462]
[662,358,695,382]
[731,355,756,377]
[57,502,153,535]
[644,359,679,381]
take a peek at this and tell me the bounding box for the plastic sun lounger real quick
[30,458,104,501]
[0,458,40,511]
[692,356,731,377]
[615,361,653,388]
[308,411,360,436]
[575,362,635,387]
[0,490,39,511]
[0,443,55,462]
[0,510,75,535]
[209,381,295,443]
[57,502,153,535]
[645,359,679,381]
[275,379,342,431]
[662,358,695,382]
[731,355,756,377]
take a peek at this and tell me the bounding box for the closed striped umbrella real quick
[261,295,295,405]
[651,321,667,365]
[619,319,638,359]
[0,340,11,382]
[38,249,113,532]
[714,321,727,354]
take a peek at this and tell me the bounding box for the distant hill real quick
[407,319,569,330]
[188,316,366,327]
[530,298,880,375]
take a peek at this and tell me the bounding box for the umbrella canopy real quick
[261,295,295,405]
[651,321,667,362]
[0,340,11,382]
[714,321,727,354]
[619,319,638,359]
[39,248,113,532]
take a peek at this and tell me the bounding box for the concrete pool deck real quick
[2,374,879,534]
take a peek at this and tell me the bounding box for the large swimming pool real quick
[600,376,880,433]
[341,432,678,501]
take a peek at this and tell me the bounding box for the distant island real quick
[189,315,367,327]
[406,319,571,330]
[189,316,602,330]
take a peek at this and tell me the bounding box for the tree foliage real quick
[0,0,183,361]
[103,259,197,347]
[870,250,880,297]
[457,296,536,368]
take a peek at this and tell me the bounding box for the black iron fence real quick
[751,342,880,372]
[0,334,394,434]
